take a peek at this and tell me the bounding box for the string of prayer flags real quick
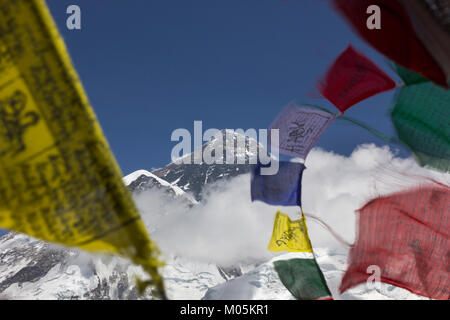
[391,81,450,173]
[269,102,335,159]
[268,211,333,300]
[340,184,450,300]
[317,46,396,113]
[251,161,305,207]
[268,211,313,253]
[0,0,165,298]
[263,102,334,299]
[301,102,404,145]
[332,0,449,89]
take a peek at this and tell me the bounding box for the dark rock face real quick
[152,130,264,201]
[0,233,143,300]
[127,174,178,197]
[82,272,138,300]
[127,130,264,201]
[153,163,250,201]
[217,266,243,281]
[0,241,68,293]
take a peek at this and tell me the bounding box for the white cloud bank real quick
[134,144,449,267]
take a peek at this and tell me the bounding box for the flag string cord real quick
[303,212,353,247]
[298,102,405,146]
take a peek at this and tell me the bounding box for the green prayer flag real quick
[394,64,428,86]
[391,81,450,172]
[274,258,332,300]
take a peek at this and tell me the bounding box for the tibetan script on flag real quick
[269,102,335,160]
[268,211,313,253]
[0,0,165,297]
[317,46,396,113]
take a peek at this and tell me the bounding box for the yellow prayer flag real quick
[0,0,165,298]
[268,211,313,253]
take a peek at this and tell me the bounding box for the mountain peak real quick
[124,169,197,203]
[123,170,154,186]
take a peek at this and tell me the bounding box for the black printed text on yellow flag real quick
[268,211,313,253]
[0,0,165,297]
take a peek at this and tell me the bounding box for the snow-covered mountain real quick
[0,231,232,300]
[0,233,425,300]
[152,129,263,201]
[0,130,262,300]
[0,132,427,300]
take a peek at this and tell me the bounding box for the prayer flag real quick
[391,81,450,173]
[274,255,333,300]
[317,46,396,112]
[251,161,305,207]
[394,63,428,86]
[269,102,335,159]
[269,211,333,300]
[332,0,449,88]
[268,211,313,253]
[0,0,165,297]
[400,0,450,87]
[340,185,450,300]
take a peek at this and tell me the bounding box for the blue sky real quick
[0,0,412,238]
[46,0,406,175]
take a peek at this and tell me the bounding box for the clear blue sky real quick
[45,0,407,175]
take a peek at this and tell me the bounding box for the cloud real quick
[302,144,448,252]
[134,176,278,267]
[134,144,449,267]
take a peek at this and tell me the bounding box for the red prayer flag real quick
[401,0,450,87]
[332,0,449,89]
[317,46,396,113]
[340,184,450,300]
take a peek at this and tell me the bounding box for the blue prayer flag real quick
[251,161,305,207]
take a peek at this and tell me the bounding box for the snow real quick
[123,170,152,185]
[162,256,226,300]
[203,251,429,300]
[0,224,431,300]
[123,169,187,197]
[2,263,97,300]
